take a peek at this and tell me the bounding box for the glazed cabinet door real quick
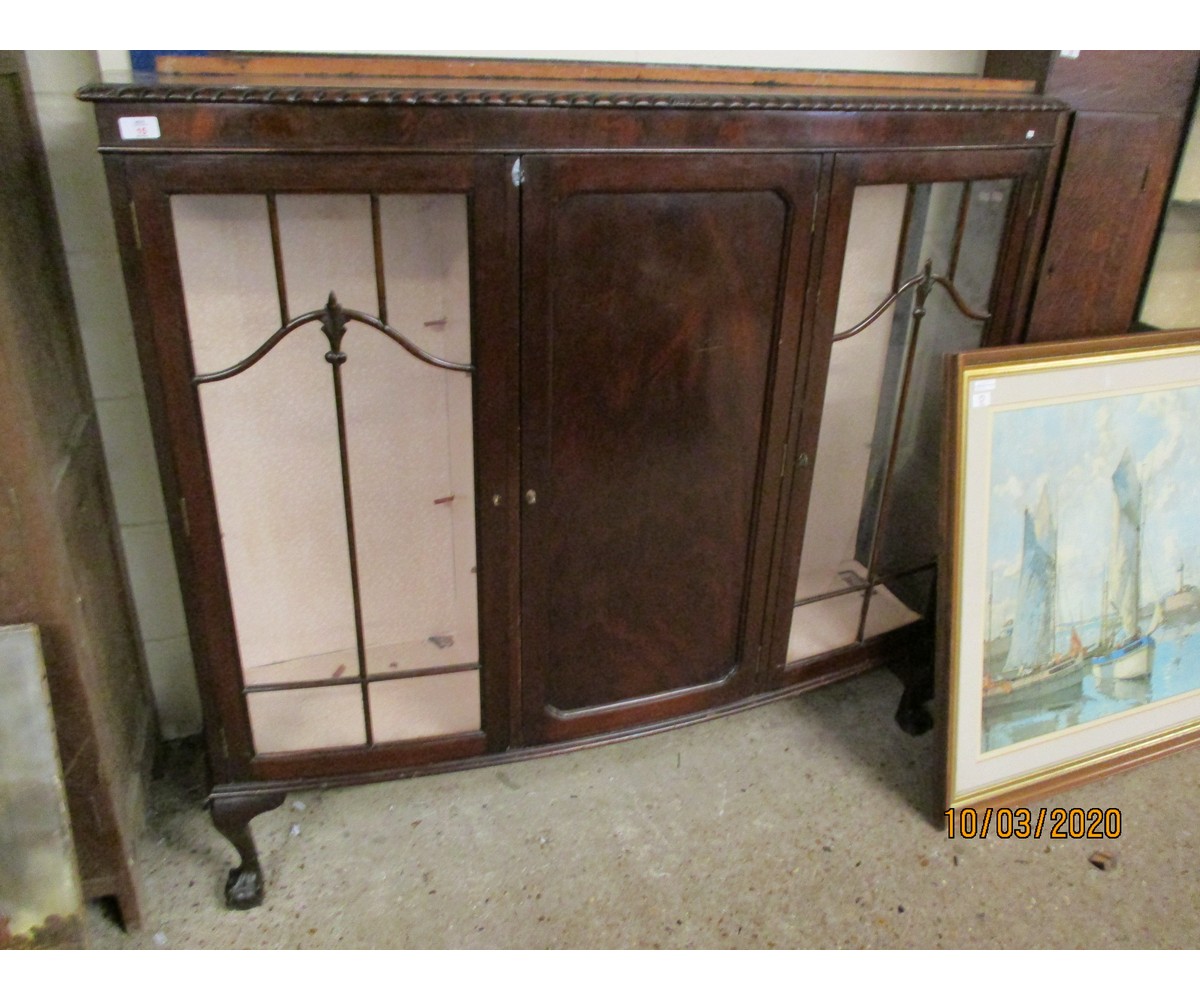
[114,154,519,783]
[763,147,1054,687]
[519,154,821,744]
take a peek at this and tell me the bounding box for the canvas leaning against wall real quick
[943,330,1200,810]
[0,625,85,948]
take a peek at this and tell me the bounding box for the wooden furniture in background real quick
[81,55,1068,907]
[1140,94,1200,330]
[984,50,1200,341]
[0,51,156,929]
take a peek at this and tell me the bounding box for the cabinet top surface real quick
[79,57,1068,155]
[80,72,1066,112]
[78,53,1065,113]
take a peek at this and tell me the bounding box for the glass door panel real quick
[789,177,1013,664]
[172,191,480,754]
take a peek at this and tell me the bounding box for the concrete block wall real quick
[24,50,201,738]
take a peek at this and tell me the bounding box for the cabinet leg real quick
[894,674,934,735]
[209,790,286,910]
[893,621,936,736]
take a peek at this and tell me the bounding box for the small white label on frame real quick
[118,116,161,140]
[970,379,996,409]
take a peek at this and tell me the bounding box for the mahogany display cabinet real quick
[80,56,1068,907]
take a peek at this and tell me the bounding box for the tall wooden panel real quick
[985,50,1200,341]
[0,51,156,927]
[519,154,819,743]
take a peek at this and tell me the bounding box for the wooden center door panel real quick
[519,154,821,744]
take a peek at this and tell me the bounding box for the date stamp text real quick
[945,806,1121,839]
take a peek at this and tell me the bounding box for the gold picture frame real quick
[941,329,1200,810]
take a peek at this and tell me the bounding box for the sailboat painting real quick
[981,381,1200,754]
[946,332,1200,810]
[1087,450,1156,682]
[982,488,1085,713]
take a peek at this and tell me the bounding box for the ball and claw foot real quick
[210,789,285,911]
[225,865,267,910]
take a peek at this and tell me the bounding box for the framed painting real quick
[942,329,1200,810]
[0,625,85,948]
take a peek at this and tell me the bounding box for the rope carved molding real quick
[79,82,1065,115]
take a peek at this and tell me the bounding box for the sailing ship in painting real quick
[983,489,1085,713]
[982,382,1200,753]
[984,450,1161,718]
[1161,563,1200,626]
[1086,450,1156,681]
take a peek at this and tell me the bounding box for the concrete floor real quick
[86,669,1200,949]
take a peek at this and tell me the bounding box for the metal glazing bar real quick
[243,660,482,695]
[794,582,868,608]
[370,194,388,325]
[931,273,991,322]
[892,184,917,293]
[792,559,936,610]
[854,266,945,643]
[245,675,364,695]
[322,306,374,746]
[853,277,928,641]
[833,261,991,344]
[948,183,972,283]
[266,194,289,327]
[192,296,473,385]
[832,271,927,342]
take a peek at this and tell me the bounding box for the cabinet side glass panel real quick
[173,194,360,685]
[790,179,1011,663]
[172,192,480,754]
[865,179,1011,603]
[346,195,479,683]
[790,185,907,662]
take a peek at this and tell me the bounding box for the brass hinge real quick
[179,496,190,537]
[129,200,141,250]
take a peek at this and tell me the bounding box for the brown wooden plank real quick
[1041,51,1198,116]
[1026,113,1185,341]
[0,51,155,929]
[987,51,1200,114]
[155,52,1037,95]
[519,153,818,741]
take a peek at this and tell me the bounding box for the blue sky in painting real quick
[987,384,1200,639]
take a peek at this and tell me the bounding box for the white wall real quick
[25,51,201,739]
[28,50,986,738]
